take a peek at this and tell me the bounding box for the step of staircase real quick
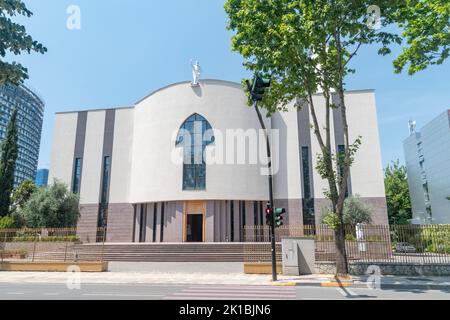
[32,243,247,262]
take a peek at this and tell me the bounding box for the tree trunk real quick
[307,89,348,276]
[334,223,348,276]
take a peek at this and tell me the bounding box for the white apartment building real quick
[404,110,450,224]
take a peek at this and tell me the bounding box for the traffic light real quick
[274,207,285,228]
[250,73,271,102]
[265,203,272,226]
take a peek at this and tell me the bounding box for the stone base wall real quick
[77,204,100,243]
[106,203,135,242]
[315,262,450,276]
[274,199,303,225]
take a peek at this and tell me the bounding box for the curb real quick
[273,281,352,287]
[273,281,450,290]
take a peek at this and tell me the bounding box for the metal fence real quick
[0,227,106,263]
[243,224,450,265]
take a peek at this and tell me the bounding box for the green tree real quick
[0,107,18,216]
[343,196,373,225]
[11,179,36,211]
[394,0,450,75]
[384,161,412,225]
[20,180,80,228]
[321,195,373,226]
[10,178,37,227]
[0,215,13,229]
[225,0,401,275]
[0,0,47,85]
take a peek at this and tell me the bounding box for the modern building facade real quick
[35,168,49,187]
[0,84,45,186]
[404,110,450,224]
[49,80,388,243]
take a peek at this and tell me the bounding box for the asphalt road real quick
[0,283,449,300]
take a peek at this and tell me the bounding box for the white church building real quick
[49,78,388,243]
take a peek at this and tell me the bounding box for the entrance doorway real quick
[186,214,203,242]
[183,201,206,242]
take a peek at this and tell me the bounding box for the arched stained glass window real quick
[176,113,214,190]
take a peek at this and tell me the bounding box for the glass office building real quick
[0,84,45,186]
[35,168,49,187]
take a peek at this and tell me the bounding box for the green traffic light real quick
[250,73,271,102]
[274,207,285,228]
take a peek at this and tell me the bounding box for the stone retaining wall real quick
[315,262,450,276]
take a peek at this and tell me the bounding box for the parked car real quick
[395,242,417,253]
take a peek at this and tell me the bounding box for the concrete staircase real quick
[33,243,246,262]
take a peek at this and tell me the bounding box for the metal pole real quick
[32,232,37,262]
[100,227,106,263]
[253,101,277,282]
[64,230,69,262]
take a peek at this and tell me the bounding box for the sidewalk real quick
[0,270,449,290]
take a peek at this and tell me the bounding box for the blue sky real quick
[13,0,450,169]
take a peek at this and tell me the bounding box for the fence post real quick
[64,229,69,262]
[31,232,38,262]
[0,230,4,264]
[100,227,106,263]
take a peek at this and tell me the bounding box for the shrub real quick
[345,234,357,241]
[11,234,79,242]
[421,227,450,254]
[0,215,14,229]
[343,196,373,225]
[320,210,340,230]
[20,180,80,228]
[320,195,373,229]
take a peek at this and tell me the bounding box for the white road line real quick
[191,286,286,290]
[301,298,338,300]
[170,292,296,298]
[167,297,290,300]
[170,292,297,300]
[44,293,60,296]
[180,289,295,294]
[112,294,163,297]
[336,287,358,298]
[7,292,24,295]
[81,293,162,298]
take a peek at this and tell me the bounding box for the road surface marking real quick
[336,287,358,297]
[165,285,296,300]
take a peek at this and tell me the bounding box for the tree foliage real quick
[384,161,413,225]
[321,195,373,226]
[0,0,47,86]
[394,0,450,75]
[19,180,80,228]
[343,196,373,225]
[225,0,402,276]
[0,107,18,216]
[0,215,13,229]
[11,179,36,211]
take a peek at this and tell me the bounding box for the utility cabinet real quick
[282,237,315,275]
